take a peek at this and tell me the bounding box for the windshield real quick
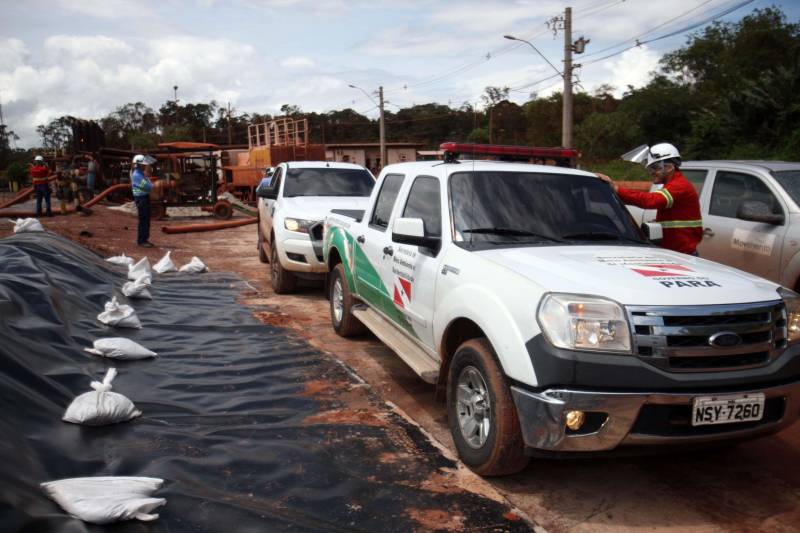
[283,167,375,197]
[449,171,647,247]
[772,170,800,206]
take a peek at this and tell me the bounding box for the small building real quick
[325,143,423,174]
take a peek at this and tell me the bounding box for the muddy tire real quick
[270,242,296,294]
[329,263,365,337]
[447,338,529,476]
[257,221,268,264]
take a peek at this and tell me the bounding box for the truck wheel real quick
[329,263,365,337]
[257,222,268,264]
[447,338,529,476]
[270,242,297,294]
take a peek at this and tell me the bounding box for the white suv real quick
[257,161,374,293]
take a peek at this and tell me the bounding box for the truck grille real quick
[628,301,786,372]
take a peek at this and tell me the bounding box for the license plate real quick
[692,393,765,426]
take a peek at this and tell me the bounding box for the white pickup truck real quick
[256,161,374,293]
[323,157,800,475]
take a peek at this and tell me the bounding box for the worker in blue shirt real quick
[131,154,156,247]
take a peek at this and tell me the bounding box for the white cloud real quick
[600,45,660,96]
[0,38,29,71]
[281,56,316,69]
[54,0,148,19]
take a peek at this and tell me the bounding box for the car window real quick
[771,170,800,206]
[283,167,374,197]
[271,167,283,194]
[369,174,404,230]
[402,176,441,236]
[709,171,782,219]
[681,169,708,194]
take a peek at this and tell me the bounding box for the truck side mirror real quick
[737,201,784,225]
[641,222,663,243]
[257,185,277,199]
[392,217,440,250]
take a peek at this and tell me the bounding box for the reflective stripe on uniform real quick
[660,219,702,228]
[656,188,674,208]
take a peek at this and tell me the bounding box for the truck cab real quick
[324,149,800,476]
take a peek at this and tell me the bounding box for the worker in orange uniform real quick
[30,155,53,217]
[597,143,702,255]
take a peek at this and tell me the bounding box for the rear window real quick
[772,170,800,206]
[283,167,375,197]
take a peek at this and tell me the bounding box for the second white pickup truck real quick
[323,154,800,476]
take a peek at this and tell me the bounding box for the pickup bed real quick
[323,160,800,475]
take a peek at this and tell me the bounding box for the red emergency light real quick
[440,142,578,161]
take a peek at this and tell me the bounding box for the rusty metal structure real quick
[151,142,231,220]
[224,117,325,201]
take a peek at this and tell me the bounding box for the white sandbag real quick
[13,217,44,233]
[106,254,134,267]
[84,338,157,360]
[97,296,142,329]
[62,368,142,426]
[153,251,176,274]
[41,476,165,524]
[127,257,151,281]
[122,276,152,299]
[179,256,208,273]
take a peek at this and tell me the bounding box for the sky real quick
[0,0,797,147]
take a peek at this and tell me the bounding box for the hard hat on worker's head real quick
[132,154,156,166]
[646,143,681,169]
[34,155,44,162]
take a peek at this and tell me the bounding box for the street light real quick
[504,33,572,148]
[348,84,386,171]
[503,35,562,76]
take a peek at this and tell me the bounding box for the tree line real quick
[2,7,797,171]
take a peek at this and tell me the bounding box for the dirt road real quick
[3,206,799,532]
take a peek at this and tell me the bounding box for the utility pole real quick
[562,7,573,149]
[378,86,386,169]
[173,85,179,104]
[227,101,233,145]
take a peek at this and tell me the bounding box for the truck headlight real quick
[537,293,632,353]
[284,217,317,233]
[778,287,800,343]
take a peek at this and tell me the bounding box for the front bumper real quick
[511,381,800,452]
[278,236,327,274]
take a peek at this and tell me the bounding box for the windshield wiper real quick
[462,227,563,242]
[560,231,646,244]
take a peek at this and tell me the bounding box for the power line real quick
[581,0,755,67]
[579,0,717,60]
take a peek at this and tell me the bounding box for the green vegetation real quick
[582,160,649,182]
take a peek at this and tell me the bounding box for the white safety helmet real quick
[646,143,681,168]
[34,155,44,162]
[132,154,156,166]
[621,143,681,168]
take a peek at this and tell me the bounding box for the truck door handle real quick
[703,227,715,237]
[357,235,365,244]
[383,246,394,256]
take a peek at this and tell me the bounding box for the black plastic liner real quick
[0,233,528,532]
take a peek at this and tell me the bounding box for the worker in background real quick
[131,154,156,248]
[597,143,702,256]
[85,154,98,198]
[54,164,72,215]
[30,155,53,217]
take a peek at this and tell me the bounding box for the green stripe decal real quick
[660,219,703,228]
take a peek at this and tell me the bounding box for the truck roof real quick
[381,160,598,178]
[284,161,367,171]
[683,160,800,172]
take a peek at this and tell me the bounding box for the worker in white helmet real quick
[30,155,53,217]
[597,143,703,255]
[131,154,156,247]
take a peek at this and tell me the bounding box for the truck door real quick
[354,173,405,310]
[700,169,788,281]
[261,166,283,245]
[389,175,443,351]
